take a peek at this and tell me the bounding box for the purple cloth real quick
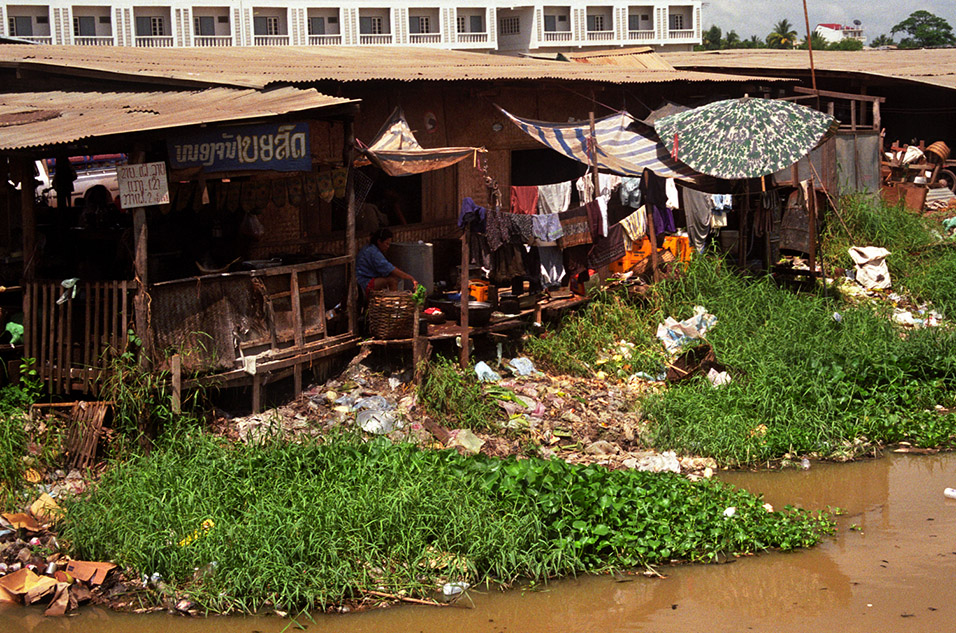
[641,168,675,237]
[458,196,487,231]
[585,199,604,242]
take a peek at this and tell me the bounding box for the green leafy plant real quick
[417,356,501,430]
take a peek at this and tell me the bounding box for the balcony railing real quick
[254,34,289,45]
[627,29,655,41]
[73,35,113,45]
[308,34,342,45]
[359,34,392,44]
[409,33,440,44]
[586,29,615,41]
[21,35,53,44]
[456,32,488,44]
[543,30,572,42]
[135,35,174,47]
[193,35,232,47]
[667,28,695,40]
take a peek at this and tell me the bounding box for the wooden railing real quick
[253,34,290,45]
[627,29,655,41]
[135,35,174,47]
[193,35,233,46]
[586,30,616,41]
[25,280,133,394]
[456,32,488,43]
[359,34,392,45]
[309,34,342,45]
[73,36,114,46]
[543,31,573,42]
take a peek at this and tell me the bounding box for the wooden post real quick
[18,159,36,283]
[171,353,182,414]
[738,182,748,269]
[412,308,422,381]
[589,111,600,198]
[343,117,358,338]
[808,176,817,278]
[459,224,470,369]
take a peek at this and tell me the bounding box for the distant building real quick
[0,0,702,53]
[815,22,864,45]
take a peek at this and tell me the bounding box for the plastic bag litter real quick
[475,361,501,382]
[356,410,401,434]
[354,396,392,412]
[508,357,539,376]
[656,306,717,353]
[706,367,731,387]
[447,429,484,455]
[848,246,891,290]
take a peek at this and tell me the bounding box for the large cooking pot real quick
[456,301,493,327]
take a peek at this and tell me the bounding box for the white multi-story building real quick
[0,0,701,52]
[814,22,864,46]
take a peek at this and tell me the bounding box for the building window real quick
[9,16,33,36]
[74,15,95,36]
[359,16,384,35]
[669,14,684,30]
[409,16,430,34]
[99,16,111,24]
[135,16,166,36]
[587,14,605,31]
[309,17,325,35]
[194,15,215,36]
[457,16,465,32]
[499,16,520,35]
[151,17,166,35]
[254,16,280,35]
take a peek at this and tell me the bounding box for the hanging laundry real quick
[598,174,622,197]
[620,177,642,208]
[458,197,487,231]
[681,186,713,253]
[588,223,626,269]
[510,186,539,215]
[585,199,607,242]
[509,213,535,244]
[557,206,592,249]
[620,206,647,250]
[665,178,679,210]
[537,181,572,215]
[641,168,675,237]
[576,175,593,204]
[532,213,564,242]
[485,206,511,252]
[538,245,565,288]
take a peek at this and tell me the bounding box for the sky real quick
[702,1,956,44]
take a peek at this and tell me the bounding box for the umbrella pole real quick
[808,175,817,279]
[589,111,600,199]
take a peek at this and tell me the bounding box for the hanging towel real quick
[537,181,572,215]
[598,174,622,197]
[510,186,539,215]
[620,207,647,249]
[641,168,675,237]
[620,177,642,208]
[682,186,713,253]
[557,206,592,249]
[576,176,593,204]
[532,213,564,242]
[588,223,626,269]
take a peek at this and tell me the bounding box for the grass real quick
[417,356,502,430]
[60,431,833,614]
[525,220,956,465]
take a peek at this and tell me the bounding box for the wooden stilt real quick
[459,224,470,369]
[808,176,817,278]
[343,118,358,338]
[171,353,182,414]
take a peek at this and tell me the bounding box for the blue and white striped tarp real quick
[498,107,704,182]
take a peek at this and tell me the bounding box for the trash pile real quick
[224,350,719,477]
[0,489,120,616]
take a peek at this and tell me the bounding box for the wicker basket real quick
[367,291,417,339]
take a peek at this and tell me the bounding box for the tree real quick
[869,33,895,47]
[743,34,765,49]
[702,24,722,50]
[890,10,956,48]
[722,30,741,48]
[767,19,798,49]
[799,31,829,50]
[830,38,864,51]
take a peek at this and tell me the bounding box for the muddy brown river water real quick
[3,452,955,632]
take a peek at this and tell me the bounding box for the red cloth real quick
[510,186,539,215]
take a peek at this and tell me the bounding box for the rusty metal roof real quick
[661,49,956,91]
[563,46,676,70]
[0,44,781,90]
[0,86,356,151]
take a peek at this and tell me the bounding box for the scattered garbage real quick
[507,357,539,376]
[706,367,731,387]
[356,410,402,435]
[474,361,501,382]
[442,581,470,598]
[657,306,717,353]
[848,246,892,290]
[944,488,956,500]
[722,506,737,518]
[446,429,484,455]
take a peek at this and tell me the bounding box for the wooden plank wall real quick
[24,280,132,394]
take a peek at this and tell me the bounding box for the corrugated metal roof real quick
[0,44,783,90]
[0,86,356,151]
[661,49,956,91]
[563,47,676,70]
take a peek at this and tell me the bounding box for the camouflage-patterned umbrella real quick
[654,97,839,180]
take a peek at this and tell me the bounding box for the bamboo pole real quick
[459,224,470,369]
[343,117,358,339]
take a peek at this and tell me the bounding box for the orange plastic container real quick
[468,280,490,303]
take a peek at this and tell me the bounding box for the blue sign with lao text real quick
[167,122,311,172]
